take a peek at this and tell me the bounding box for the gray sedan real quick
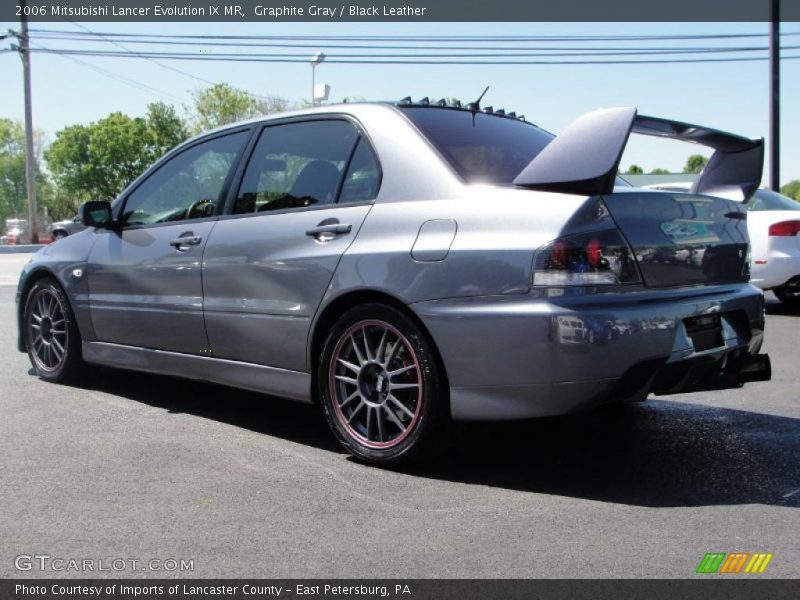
[16,101,771,465]
[50,215,87,240]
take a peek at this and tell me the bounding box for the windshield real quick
[748,189,800,211]
[401,107,554,184]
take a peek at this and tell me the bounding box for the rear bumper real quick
[751,255,800,290]
[412,283,767,420]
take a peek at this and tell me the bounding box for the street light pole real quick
[310,51,325,106]
[769,0,780,191]
[19,0,39,243]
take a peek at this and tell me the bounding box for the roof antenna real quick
[466,86,490,112]
[466,85,490,128]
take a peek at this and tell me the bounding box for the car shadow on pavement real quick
[63,365,800,509]
[69,366,344,454]
[765,297,800,316]
[411,399,800,508]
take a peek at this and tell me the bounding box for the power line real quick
[22,41,800,58]
[58,24,279,103]
[66,20,217,87]
[24,29,800,42]
[26,33,799,53]
[27,47,800,65]
[29,41,187,103]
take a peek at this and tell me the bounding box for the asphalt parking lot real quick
[1,253,798,578]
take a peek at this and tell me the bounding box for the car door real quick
[87,129,251,354]
[202,118,381,372]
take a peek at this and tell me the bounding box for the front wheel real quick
[24,277,85,382]
[318,304,446,466]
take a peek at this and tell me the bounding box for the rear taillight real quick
[533,229,641,286]
[768,220,800,237]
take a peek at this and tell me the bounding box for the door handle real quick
[169,235,202,249]
[305,223,352,237]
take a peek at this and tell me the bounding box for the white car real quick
[645,183,800,306]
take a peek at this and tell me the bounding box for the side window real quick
[121,131,248,226]
[339,138,381,203]
[234,120,358,214]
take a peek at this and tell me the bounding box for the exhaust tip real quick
[737,354,771,383]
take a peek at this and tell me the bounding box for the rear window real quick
[401,107,553,184]
[748,189,800,211]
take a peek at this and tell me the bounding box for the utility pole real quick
[769,0,780,191]
[19,0,39,243]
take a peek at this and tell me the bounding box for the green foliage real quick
[650,168,671,175]
[625,164,644,174]
[257,95,293,116]
[38,85,293,219]
[145,102,189,156]
[45,103,189,202]
[0,118,58,225]
[0,119,28,221]
[780,180,800,201]
[43,184,76,221]
[683,154,709,174]
[187,83,291,134]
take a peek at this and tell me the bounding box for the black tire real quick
[318,303,446,466]
[52,231,67,241]
[23,276,85,383]
[774,285,800,307]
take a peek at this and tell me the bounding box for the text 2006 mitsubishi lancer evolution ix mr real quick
[17,99,772,465]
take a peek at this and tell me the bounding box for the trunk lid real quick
[602,191,749,287]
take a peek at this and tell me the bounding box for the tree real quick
[0,118,56,224]
[46,103,189,202]
[257,95,292,116]
[683,154,709,174]
[625,164,644,174]
[650,168,671,175]
[187,83,291,134]
[144,102,188,161]
[780,180,800,202]
[0,119,28,220]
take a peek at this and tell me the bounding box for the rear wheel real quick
[24,277,85,382]
[318,303,446,466]
[52,231,67,241]
[774,281,800,307]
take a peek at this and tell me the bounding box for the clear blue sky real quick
[1,20,798,184]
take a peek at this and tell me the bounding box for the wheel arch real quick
[308,289,450,409]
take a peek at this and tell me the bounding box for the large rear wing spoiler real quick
[513,107,764,201]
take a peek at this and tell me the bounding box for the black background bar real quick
[3,580,800,600]
[4,0,800,23]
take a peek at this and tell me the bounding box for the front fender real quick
[16,229,97,352]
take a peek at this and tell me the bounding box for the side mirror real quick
[79,201,115,228]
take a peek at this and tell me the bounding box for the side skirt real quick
[82,341,313,403]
